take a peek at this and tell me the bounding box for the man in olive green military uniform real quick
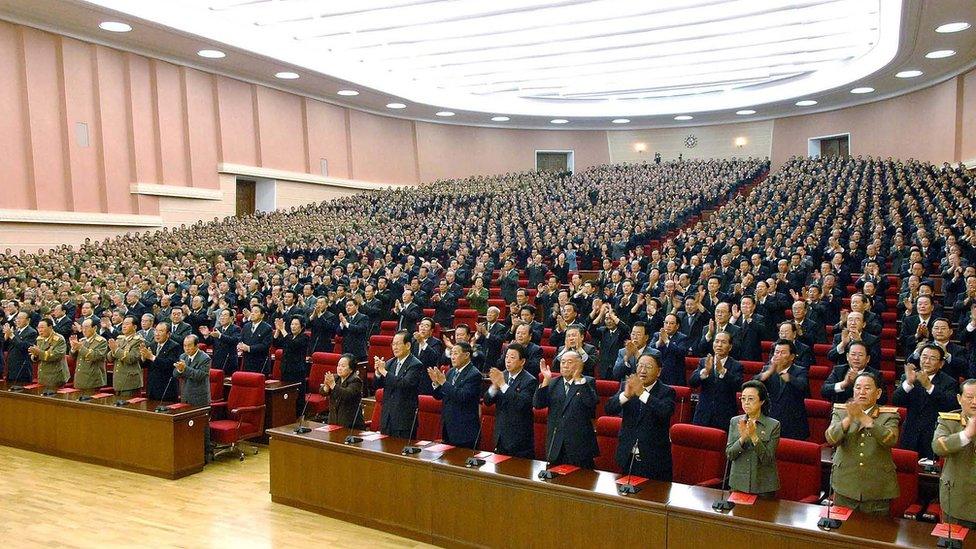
[108,316,145,397]
[932,378,976,528]
[825,371,900,515]
[28,317,69,388]
[70,318,108,390]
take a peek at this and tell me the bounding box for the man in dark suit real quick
[652,314,690,386]
[320,354,366,429]
[590,305,629,381]
[499,324,542,377]
[899,294,937,357]
[200,309,241,375]
[730,296,768,362]
[168,308,193,348]
[907,317,970,381]
[430,279,458,329]
[141,322,181,401]
[476,307,508,372]
[338,299,371,362]
[50,305,74,341]
[605,352,675,481]
[533,351,599,468]
[776,320,814,369]
[394,289,423,334]
[677,295,710,346]
[695,303,741,358]
[611,321,653,382]
[374,331,423,438]
[412,317,443,395]
[552,325,598,377]
[689,331,743,431]
[307,297,339,353]
[484,343,538,458]
[174,334,213,460]
[429,342,482,448]
[2,312,37,383]
[821,341,886,404]
[892,344,960,459]
[754,339,809,441]
[239,305,273,374]
[791,300,827,347]
[499,259,520,304]
[826,311,882,369]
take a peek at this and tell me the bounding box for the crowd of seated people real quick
[2,154,975,526]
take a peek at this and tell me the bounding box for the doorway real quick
[535,150,575,173]
[807,133,850,158]
[236,179,255,217]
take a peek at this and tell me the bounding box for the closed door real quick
[236,180,256,217]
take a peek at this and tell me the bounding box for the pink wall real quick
[770,77,962,167]
[960,68,976,163]
[415,123,611,182]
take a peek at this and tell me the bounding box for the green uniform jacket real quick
[36,333,69,387]
[72,335,108,390]
[110,334,144,392]
[932,411,976,522]
[726,413,781,494]
[825,404,900,501]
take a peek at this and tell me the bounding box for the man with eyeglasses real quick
[821,341,887,405]
[893,344,960,459]
[932,379,976,528]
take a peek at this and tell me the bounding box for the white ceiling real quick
[1,0,975,129]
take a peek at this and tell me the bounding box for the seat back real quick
[417,395,443,441]
[209,369,225,402]
[533,407,549,460]
[684,356,700,386]
[804,398,832,445]
[812,344,833,366]
[740,360,764,377]
[891,448,920,518]
[368,335,394,365]
[370,389,384,429]
[807,365,831,401]
[595,380,619,418]
[594,416,622,473]
[670,423,727,486]
[379,321,398,336]
[306,361,332,394]
[478,403,495,452]
[227,371,267,434]
[672,385,692,425]
[271,348,283,380]
[454,309,479,332]
[540,345,557,366]
[776,438,822,502]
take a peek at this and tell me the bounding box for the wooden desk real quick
[0,383,208,479]
[270,423,972,549]
[222,379,300,443]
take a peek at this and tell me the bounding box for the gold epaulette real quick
[833,403,846,409]
[878,406,900,414]
[939,412,962,422]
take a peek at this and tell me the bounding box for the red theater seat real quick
[209,371,267,461]
[594,416,622,473]
[891,448,923,519]
[417,395,443,441]
[776,438,822,503]
[805,398,832,445]
[670,423,726,487]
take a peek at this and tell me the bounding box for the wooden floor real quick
[0,444,436,549]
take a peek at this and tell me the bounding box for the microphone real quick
[618,439,642,495]
[401,406,422,455]
[538,425,560,479]
[154,371,178,412]
[9,343,32,391]
[818,458,842,529]
[343,402,365,444]
[465,419,486,468]
[711,454,735,511]
[293,377,314,434]
[937,479,962,549]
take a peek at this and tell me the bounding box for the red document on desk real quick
[819,506,853,521]
[615,475,648,487]
[474,451,512,464]
[313,424,343,432]
[361,433,387,442]
[126,397,147,404]
[728,492,758,505]
[931,523,969,539]
[57,388,79,394]
[23,383,41,389]
[166,403,190,410]
[548,464,580,475]
[426,443,455,453]
[90,393,113,399]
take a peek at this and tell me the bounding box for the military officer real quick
[825,371,900,515]
[28,318,69,388]
[932,379,976,528]
[108,316,145,397]
[69,318,108,390]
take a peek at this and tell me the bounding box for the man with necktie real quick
[374,331,423,438]
[484,344,538,458]
[429,342,482,448]
[239,305,272,374]
[533,351,599,468]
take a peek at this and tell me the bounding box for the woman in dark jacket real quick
[319,353,366,429]
[274,316,310,416]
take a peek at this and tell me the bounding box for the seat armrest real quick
[696,478,722,488]
[231,404,266,415]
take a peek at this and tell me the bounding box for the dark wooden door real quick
[236,180,256,217]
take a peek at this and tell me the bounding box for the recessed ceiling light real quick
[550,119,569,124]
[795,100,818,106]
[98,21,131,33]
[850,87,875,94]
[895,70,923,78]
[491,116,510,122]
[386,102,406,109]
[925,49,956,59]
[935,22,971,33]
[275,71,300,79]
[611,119,630,124]
[674,115,693,121]
[337,89,359,96]
[197,49,225,59]
[435,111,455,117]
[736,109,756,115]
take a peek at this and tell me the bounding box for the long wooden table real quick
[0,382,209,479]
[268,423,973,549]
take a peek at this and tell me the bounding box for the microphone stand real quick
[538,426,560,479]
[711,455,735,511]
[618,439,642,494]
[465,419,486,467]
[154,370,178,412]
[937,479,962,549]
[8,342,32,391]
[343,403,366,444]
[293,383,313,433]
[401,406,422,454]
[818,458,842,529]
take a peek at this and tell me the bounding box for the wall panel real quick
[255,86,306,173]
[304,99,350,179]
[0,21,32,209]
